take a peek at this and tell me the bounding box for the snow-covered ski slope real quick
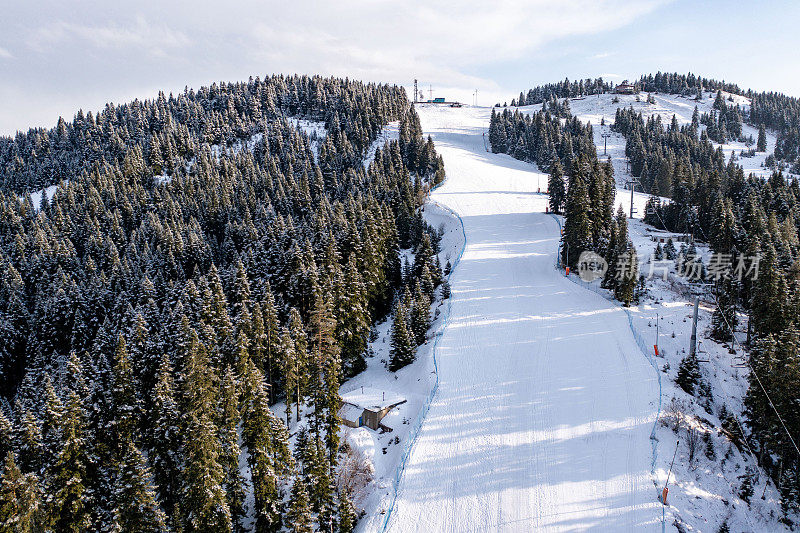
[385,104,661,532]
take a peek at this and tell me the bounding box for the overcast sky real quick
[1,0,798,136]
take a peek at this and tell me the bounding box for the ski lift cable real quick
[710,289,800,457]
[697,338,764,470]
[686,336,764,522]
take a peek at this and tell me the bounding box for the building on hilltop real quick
[615,81,636,95]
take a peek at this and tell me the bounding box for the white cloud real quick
[29,16,190,57]
[243,0,669,96]
[0,0,671,134]
[0,47,12,59]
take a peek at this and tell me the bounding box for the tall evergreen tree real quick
[111,442,167,532]
[0,452,45,532]
[676,351,701,395]
[47,389,92,532]
[548,160,566,214]
[180,326,231,532]
[241,360,293,533]
[286,478,314,533]
[757,124,767,152]
[389,299,415,371]
[149,354,182,519]
[410,283,431,346]
[563,172,592,267]
[219,366,247,532]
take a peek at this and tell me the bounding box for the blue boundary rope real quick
[379,179,467,532]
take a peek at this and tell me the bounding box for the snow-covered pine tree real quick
[711,276,738,342]
[563,170,592,268]
[179,326,232,532]
[0,451,45,531]
[675,351,701,395]
[286,478,314,533]
[47,388,92,531]
[411,283,431,345]
[149,353,182,519]
[548,160,566,214]
[241,358,294,532]
[389,298,415,372]
[219,365,247,531]
[337,490,357,533]
[111,442,167,532]
[614,242,639,306]
[757,124,767,152]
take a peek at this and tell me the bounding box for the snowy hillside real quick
[511,90,784,220]
[352,103,792,533]
[527,91,776,182]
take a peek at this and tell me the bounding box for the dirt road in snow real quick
[385,105,661,532]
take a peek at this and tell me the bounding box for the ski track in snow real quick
[385,105,661,532]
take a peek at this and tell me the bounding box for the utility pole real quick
[689,296,699,358]
[429,85,433,101]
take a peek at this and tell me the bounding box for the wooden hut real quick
[339,387,406,431]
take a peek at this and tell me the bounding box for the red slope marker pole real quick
[662,440,679,505]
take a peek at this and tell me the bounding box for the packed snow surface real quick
[384,104,661,532]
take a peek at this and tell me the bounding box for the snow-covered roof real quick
[341,387,405,411]
[339,403,364,423]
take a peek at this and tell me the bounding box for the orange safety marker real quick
[662,486,669,505]
[654,345,659,356]
[565,266,570,276]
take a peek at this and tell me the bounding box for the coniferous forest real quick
[0,75,446,531]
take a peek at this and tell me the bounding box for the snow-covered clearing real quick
[288,117,327,161]
[21,183,61,210]
[364,121,399,169]
[374,104,661,532]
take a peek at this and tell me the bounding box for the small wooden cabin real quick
[339,387,406,431]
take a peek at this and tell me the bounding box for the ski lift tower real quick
[601,131,611,156]
[414,79,418,104]
[625,177,641,219]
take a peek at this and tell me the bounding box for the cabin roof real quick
[340,387,405,411]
